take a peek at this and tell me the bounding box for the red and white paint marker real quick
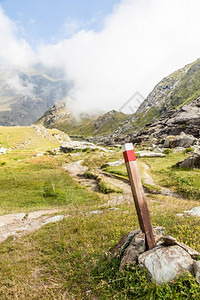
[122,143,155,250]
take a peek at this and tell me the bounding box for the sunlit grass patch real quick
[0,149,199,298]
[0,153,101,213]
[143,153,200,200]
[0,199,199,299]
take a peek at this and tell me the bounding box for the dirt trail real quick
[0,209,66,243]
[63,160,88,176]
[0,159,187,243]
[99,170,131,194]
[141,162,181,198]
[63,159,182,200]
[141,162,156,186]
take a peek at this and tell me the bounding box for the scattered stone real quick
[138,245,194,284]
[60,141,107,153]
[184,206,200,217]
[111,227,166,259]
[0,147,7,155]
[42,215,66,225]
[102,159,124,168]
[112,227,199,284]
[120,246,141,270]
[162,235,200,258]
[2,232,16,239]
[88,210,103,215]
[120,231,143,258]
[164,132,196,148]
[173,147,186,153]
[15,213,27,220]
[176,213,184,217]
[63,160,88,176]
[152,226,166,236]
[162,235,177,246]
[69,153,82,157]
[136,151,165,158]
[110,230,141,257]
[0,222,4,227]
[194,260,200,284]
[36,153,44,157]
[174,154,200,169]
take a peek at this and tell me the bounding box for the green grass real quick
[0,126,70,150]
[0,153,101,213]
[59,111,130,138]
[98,180,123,194]
[102,164,128,178]
[103,153,200,200]
[0,199,199,299]
[142,153,200,200]
[0,150,199,298]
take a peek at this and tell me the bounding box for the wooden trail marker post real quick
[122,143,156,250]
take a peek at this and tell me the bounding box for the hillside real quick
[0,130,199,298]
[131,58,200,129]
[36,58,200,144]
[119,95,200,145]
[0,125,70,150]
[0,67,72,126]
[100,58,200,142]
[37,103,131,138]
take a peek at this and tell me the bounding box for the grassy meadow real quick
[0,142,199,299]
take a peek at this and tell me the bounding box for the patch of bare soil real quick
[63,160,88,176]
[141,162,181,198]
[0,209,66,243]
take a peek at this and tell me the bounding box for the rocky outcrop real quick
[60,141,107,153]
[122,96,200,146]
[36,100,72,128]
[174,154,200,169]
[164,132,196,148]
[134,58,200,126]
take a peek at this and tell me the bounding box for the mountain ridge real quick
[0,67,72,126]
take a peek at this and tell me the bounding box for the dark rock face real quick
[126,96,200,145]
[174,154,200,169]
[164,132,196,148]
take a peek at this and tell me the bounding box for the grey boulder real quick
[138,245,194,284]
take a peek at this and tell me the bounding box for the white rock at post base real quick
[194,260,200,284]
[138,245,194,285]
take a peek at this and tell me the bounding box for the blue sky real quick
[0,0,120,46]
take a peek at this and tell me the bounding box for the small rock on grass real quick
[43,215,65,225]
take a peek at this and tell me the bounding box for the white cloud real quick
[6,72,35,98]
[38,0,200,114]
[1,1,200,115]
[0,7,36,67]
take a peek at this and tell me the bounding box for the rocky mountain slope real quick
[0,67,72,126]
[132,58,200,127]
[119,95,200,145]
[36,58,200,144]
[37,102,131,138]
